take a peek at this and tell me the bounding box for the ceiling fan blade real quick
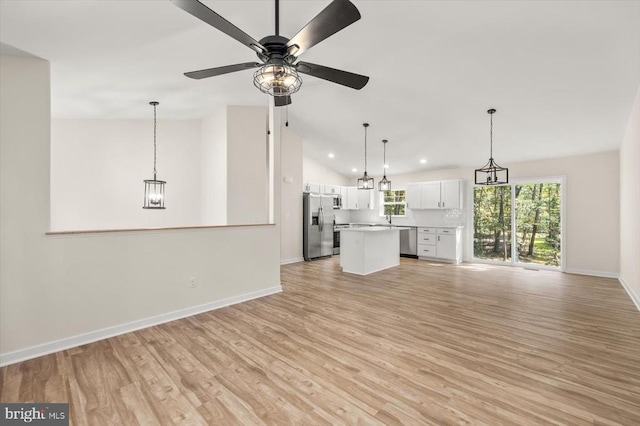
[274,95,292,107]
[296,62,369,90]
[172,0,266,53]
[285,0,360,57]
[184,62,261,79]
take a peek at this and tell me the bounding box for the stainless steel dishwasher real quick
[400,227,418,258]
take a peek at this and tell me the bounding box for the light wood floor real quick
[1,257,639,425]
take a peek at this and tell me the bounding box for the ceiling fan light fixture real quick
[475,108,509,185]
[253,63,302,97]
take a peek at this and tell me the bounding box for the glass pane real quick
[473,186,512,261]
[384,204,405,216]
[515,183,561,267]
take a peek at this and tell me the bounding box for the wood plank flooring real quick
[1,257,639,425]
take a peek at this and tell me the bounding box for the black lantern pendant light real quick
[143,101,166,209]
[378,139,391,192]
[475,108,509,185]
[357,123,374,190]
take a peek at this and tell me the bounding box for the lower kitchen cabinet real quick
[417,227,462,263]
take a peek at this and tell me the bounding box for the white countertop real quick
[345,223,464,229]
[339,227,403,232]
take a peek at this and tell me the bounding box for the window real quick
[379,189,406,216]
[473,178,563,270]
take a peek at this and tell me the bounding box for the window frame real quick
[378,188,407,217]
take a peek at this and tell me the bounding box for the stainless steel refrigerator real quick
[303,193,334,260]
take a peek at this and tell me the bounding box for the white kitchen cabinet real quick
[344,186,359,209]
[323,184,340,195]
[304,182,321,194]
[417,227,437,257]
[406,180,462,210]
[341,186,374,210]
[420,182,441,209]
[406,184,421,210]
[417,227,462,263]
[440,180,462,209]
[357,189,375,210]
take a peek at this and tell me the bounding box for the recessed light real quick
[420,159,427,164]
[352,168,358,173]
[328,153,335,159]
[384,164,389,169]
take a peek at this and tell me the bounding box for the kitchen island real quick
[339,227,401,275]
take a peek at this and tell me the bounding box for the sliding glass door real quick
[514,183,562,267]
[473,178,564,270]
[473,186,512,262]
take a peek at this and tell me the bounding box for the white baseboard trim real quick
[564,269,619,279]
[0,285,282,368]
[281,257,304,265]
[618,276,640,312]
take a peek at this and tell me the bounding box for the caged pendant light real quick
[475,108,509,185]
[143,101,166,209]
[378,139,391,192]
[357,123,374,190]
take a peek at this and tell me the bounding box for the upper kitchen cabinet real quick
[406,180,462,210]
[440,180,462,209]
[357,188,375,210]
[323,185,341,195]
[303,182,321,194]
[342,186,375,210]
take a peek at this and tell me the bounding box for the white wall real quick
[51,119,202,231]
[281,127,304,264]
[227,106,269,225]
[620,88,640,308]
[374,152,620,275]
[303,155,351,188]
[0,54,281,364]
[200,108,227,225]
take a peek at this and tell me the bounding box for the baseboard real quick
[281,257,304,265]
[564,268,619,279]
[0,285,282,367]
[619,276,640,312]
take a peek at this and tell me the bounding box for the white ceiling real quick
[1,0,638,176]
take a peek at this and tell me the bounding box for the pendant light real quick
[143,101,166,209]
[357,123,374,190]
[475,108,509,185]
[378,139,391,192]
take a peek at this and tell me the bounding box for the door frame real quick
[469,175,566,272]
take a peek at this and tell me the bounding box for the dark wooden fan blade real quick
[172,0,266,53]
[285,0,360,57]
[274,95,292,107]
[296,62,369,89]
[184,62,261,79]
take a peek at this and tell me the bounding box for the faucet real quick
[386,214,392,226]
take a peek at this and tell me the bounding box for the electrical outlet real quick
[189,277,197,288]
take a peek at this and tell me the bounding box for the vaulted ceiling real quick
[1,0,638,176]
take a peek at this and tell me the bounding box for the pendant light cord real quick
[275,0,279,36]
[153,103,157,179]
[383,140,387,178]
[490,111,493,160]
[363,124,368,173]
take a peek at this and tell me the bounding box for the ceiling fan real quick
[172,0,369,107]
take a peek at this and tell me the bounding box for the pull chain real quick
[285,105,289,127]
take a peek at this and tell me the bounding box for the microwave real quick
[332,194,341,209]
